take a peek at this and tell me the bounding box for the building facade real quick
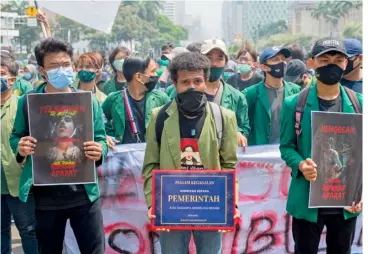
[222,0,244,44]
[288,1,363,37]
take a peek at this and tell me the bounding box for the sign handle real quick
[34,0,48,38]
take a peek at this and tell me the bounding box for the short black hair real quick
[1,57,19,77]
[109,46,131,72]
[168,52,211,83]
[186,42,203,53]
[161,44,171,51]
[123,56,151,82]
[284,44,306,62]
[236,48,258,62]
[34,37,73,67]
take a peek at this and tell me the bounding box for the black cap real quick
[310,38,348,58]
[284,59,307,83]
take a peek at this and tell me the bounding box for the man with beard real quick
[143,52,239,254]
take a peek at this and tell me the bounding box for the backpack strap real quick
[208,102,223,149]
[295,87,311,142]
[155,102,172,147]
[343,87,362,113]
[155,102,224,150]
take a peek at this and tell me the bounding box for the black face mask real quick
[144,76,159,92]
[344,57,360,75]
[265,62,286,78]
[176,88,206,117]
[315,64,344,85]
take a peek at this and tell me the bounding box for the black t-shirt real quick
[318,95,343,215]
[33,185,90,210]
[205,93,215,102]
[179,109,206,170]
[122,94,146,144]
[227,71,264,91]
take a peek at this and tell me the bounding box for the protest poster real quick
[64,144,362,254]
[27,92,95,185]
[309,111,362,208]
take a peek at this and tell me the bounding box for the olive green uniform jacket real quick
[142,100,238,207]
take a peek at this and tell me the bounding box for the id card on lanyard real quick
[122,88,142,143]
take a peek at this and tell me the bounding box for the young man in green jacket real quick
[102,56,170,145]
[10,38,108,254]
[280,39,362,254]
[244,47,301,145]
[1,57,38,253]
[143,52,239,254]
[102,46,131,95]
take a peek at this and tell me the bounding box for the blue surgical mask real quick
[113,59,125,72]
[23,72,32,81]
[46,67,75,89]
[1,76,10,93]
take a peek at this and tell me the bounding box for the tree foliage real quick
[0,0,41,53]
[342,22,362,41]
[258,20,288,39]
[308,1,362,37]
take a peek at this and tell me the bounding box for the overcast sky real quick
[185,0,223,39]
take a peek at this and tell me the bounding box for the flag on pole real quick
[38,0,121,34]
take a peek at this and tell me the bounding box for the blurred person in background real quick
[0,51,33,96]
[284,59,312,89]
[187,42,203,53]
[74,52,107,104]
[90,51,107,93]
[341,39,362,93]
[103,46,131,95]
[285,44,306,63]
[227,48,264,91]
[23,64,42,88]
[223,60,237,82]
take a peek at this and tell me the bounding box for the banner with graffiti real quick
[64,144,362,254]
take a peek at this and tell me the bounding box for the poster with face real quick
[27,92,95,185]
[309,111,362,207]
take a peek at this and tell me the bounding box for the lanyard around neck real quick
[122,88,141,143]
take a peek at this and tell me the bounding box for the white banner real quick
[64,144,362,253]
[38,0,121,34]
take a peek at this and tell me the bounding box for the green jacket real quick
[280,84,362,223]
[102,89,170,143]
[12,77,33,96]
[165,80,250,137]
[1,95,22,196]
[244,80,301,145]
[103,76,127,95]
[142,101,238,207]
[9,83,108,203]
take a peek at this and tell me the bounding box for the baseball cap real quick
[343,39,362,57]
[284,59,307,83]
[260,47,291,64]
[164,47,189,61]
[201,38,228,57]
[310,38,347,58]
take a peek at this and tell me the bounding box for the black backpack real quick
[294,86,362,143]
[155,102,224,149]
